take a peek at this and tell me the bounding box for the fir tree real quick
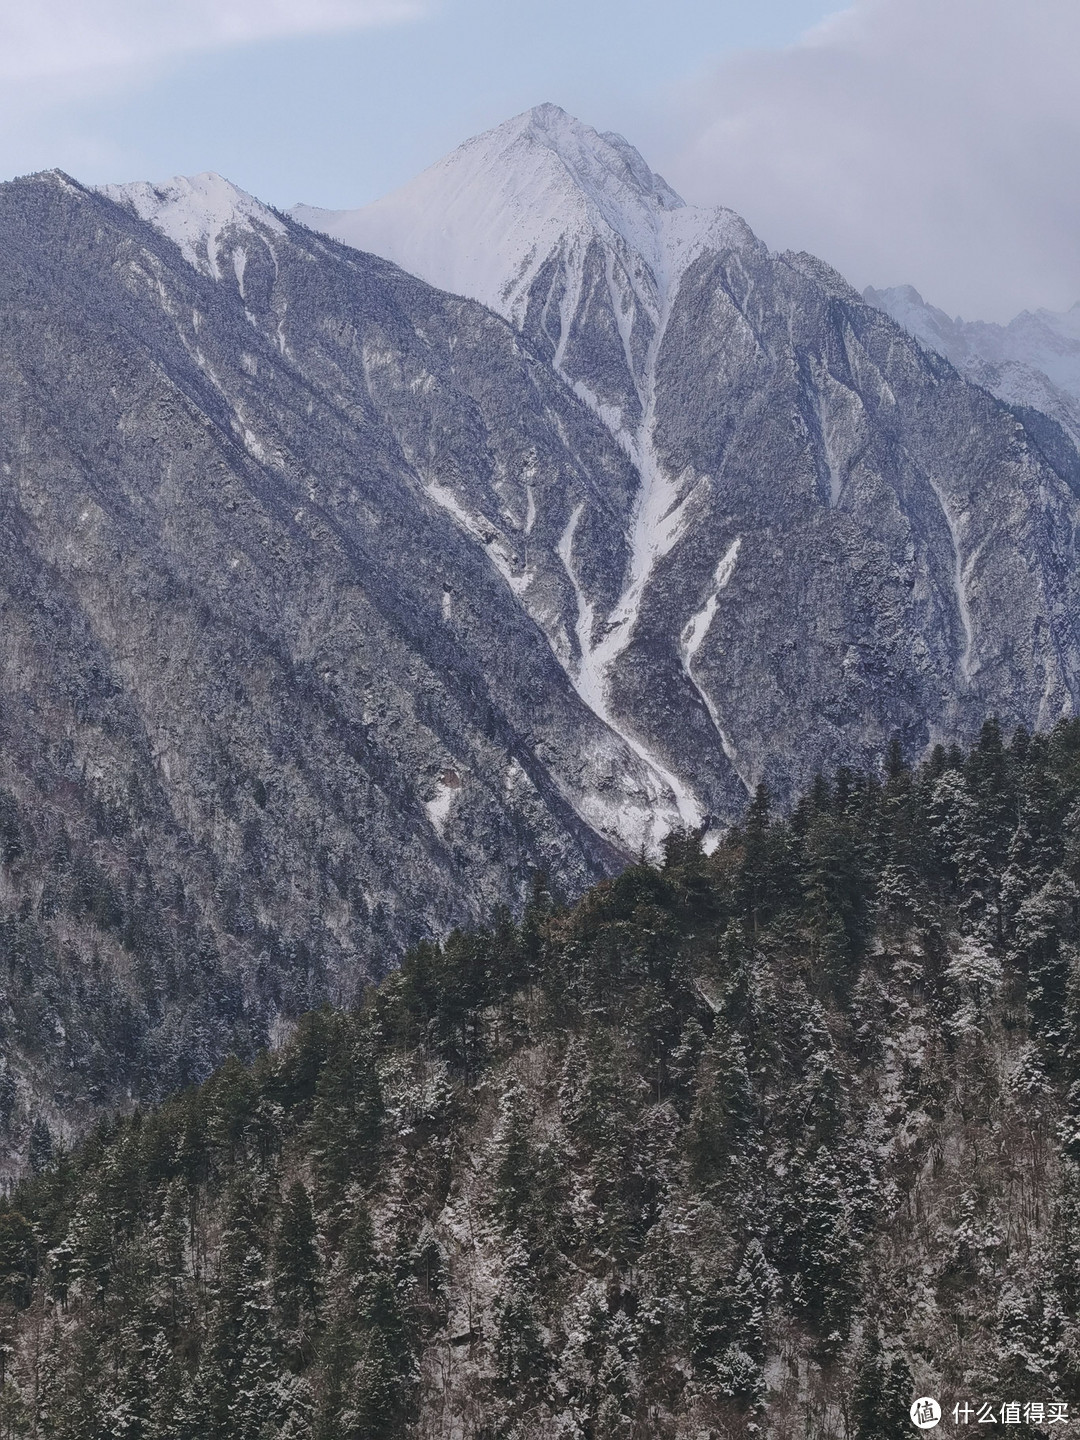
[274,1179,320,1360]
[851,1329,913,1440]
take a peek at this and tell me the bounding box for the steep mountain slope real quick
[299,106,1080,808]
[6,110,1080,1155]
[4,722,1080,1438]
[99,164,714,846]
[0,167,687,1158]
[865,283,1080,446]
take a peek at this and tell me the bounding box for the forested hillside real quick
[0,719,1078,1437]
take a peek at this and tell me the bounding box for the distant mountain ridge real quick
[864,282,1080,446]
[55,107,1080,836]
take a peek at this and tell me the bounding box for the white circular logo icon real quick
[910,1398,941,1429]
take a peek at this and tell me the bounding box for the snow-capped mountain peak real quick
[291,104,749,323]
[502,101,685,238]
[287,106,769,834]
[99,171,286,279]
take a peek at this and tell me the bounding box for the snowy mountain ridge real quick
[100,171,285,280]
[865,282,1080,445]
[292,106,767,835]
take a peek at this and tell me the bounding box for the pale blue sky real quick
[0,0,837,207]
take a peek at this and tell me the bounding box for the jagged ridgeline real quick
[1,719,1079,1438]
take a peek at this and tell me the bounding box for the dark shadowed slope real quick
[0,168,670,1155]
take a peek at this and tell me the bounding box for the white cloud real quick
[664,0,1080,320]
[0,0,426,82]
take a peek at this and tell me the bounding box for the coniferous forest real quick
[0,720,1078,1436]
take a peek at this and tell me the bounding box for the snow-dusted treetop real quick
[100,171,285,279]
[291,102,752,322]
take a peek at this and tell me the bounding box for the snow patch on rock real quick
[926,475,977,683]
[679,539,748,791]
[557,505,702,844]
[425,769,461,837]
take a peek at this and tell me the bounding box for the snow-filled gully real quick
[551,261,713,837]
[678,538,749,796]
[557,504,700,841]
[927,474,976,683]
